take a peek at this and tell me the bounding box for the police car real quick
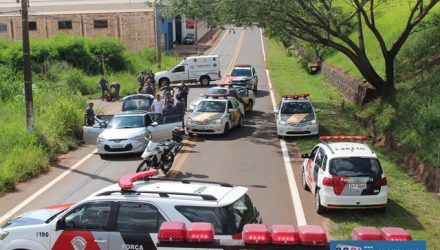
[189,86,255,112]
[186,94,244,136]
[275,94,319,138]
[0,171,262,250]
[301,136,388,214]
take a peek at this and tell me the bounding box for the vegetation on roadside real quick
[0,36,179,194]
[267,38,440,248]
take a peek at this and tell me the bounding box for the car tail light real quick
[242,224,271,244]
[375,177,387,186]
[322,177,333,186]
[187,222,214,242]
[331,176,349,195]
[158,222,186,242]
[297,225,328,245]
[352,227,383,240]
[271,225,299,245]
[381,227,412,241]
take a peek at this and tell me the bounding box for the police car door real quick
[313,148,327,192]
[306,146,319,193]
[51,201,112,250]
[109,202,167,250]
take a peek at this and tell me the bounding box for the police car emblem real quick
[71,236,87,250]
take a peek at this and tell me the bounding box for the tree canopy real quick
[163,0,439,98]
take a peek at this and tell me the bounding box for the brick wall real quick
[0,10,155,51]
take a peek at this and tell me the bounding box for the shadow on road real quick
[52,163,116,184]
[321,198,424,231]
[99,153,142,161]
[255,89,269,98]
[167,171,210,179]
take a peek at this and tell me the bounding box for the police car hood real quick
[2,208,64,229]
[280,113,315,124]
[227,76,251,82]
[100,127,146,140]
[190,111,224,122]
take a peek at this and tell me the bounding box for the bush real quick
[89,37,127,72]
[62,68,97,95]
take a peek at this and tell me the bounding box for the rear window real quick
[226,194,258,232]
[122,96,153,111]
[329,158,383,177]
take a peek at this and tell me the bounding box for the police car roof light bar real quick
[282,94,310,100]
[319,135,370,141]
[381,227,412,241]
[158,221,187,242]
[271,225,300,245]
[243,224,271,245]
[235,64,252,67]
[119,170,159,190]
[205,94,229,99]
[187,222,215,243]
[297,225,328,246]
[352,227,383,241]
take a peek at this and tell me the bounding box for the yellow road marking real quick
[168,29,245,178]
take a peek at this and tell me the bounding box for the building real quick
[0,0,210,51]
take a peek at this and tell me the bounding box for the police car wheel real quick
[238,116,243,128]
[315,190,325,214]
[248,101,254,112]
[223,123,229,136]
[302,168,310,191]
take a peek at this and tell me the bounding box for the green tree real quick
[164,0,439,98]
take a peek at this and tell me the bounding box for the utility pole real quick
[21,0,35,132]
[154,0,162,70]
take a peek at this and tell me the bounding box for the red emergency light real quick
[158,221,187,242]
[319,135,370,141]
[243,224,271,244]
[381,227,412,241]
[297,225,328,246]
[352,227,384,240]
[187,222,215,242]
[271,224,299,245]
[282,93,310,99]
[118,170,159,189]
[205,94,229,99]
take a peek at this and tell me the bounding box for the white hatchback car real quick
[0,171,262,250]
[301,136,388,214]
[275,94,319,138]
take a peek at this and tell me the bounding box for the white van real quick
[155,55,221,87]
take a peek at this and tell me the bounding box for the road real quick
[0,28,323,228]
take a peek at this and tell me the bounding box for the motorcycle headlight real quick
[0,230,9,240]
[129,135,142,141]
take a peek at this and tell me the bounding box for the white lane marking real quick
[262,28,307,226]
[260,28,266,62]
[0,149,98,225]
[209,29,228,55]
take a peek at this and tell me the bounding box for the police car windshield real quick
[196,101,226,113]
[231,68,251,77]
[110,116,144,129]
[281,102,313,114]
[207,88,228,95]
[330,157,383,177]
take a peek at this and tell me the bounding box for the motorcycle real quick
[136,127,186,173]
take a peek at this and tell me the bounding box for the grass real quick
[267,38,440,248]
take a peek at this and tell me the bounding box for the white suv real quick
[0,171,261,250]
[301,136,388,214]
[275,94,319,138]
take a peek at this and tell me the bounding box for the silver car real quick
[83,111,183,155]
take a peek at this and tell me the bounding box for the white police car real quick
[0,171,261,250]
[186,94,244,136]
[301,136,388,214]
[275,94,319,138]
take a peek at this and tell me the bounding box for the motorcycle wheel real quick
[136,160,150,173]
[161,152,175,173]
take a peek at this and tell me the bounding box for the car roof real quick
[88,179,248,207]
[319,142,377,158]
[281,98,311,103]
[233,64,252,68]
[115,110,147,116]
[123,94,154,100]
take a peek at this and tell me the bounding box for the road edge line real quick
[209,29,228,55]
[261,28,307,226]
[0,149,97,225]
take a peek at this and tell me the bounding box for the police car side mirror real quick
[55,219,64,231]
[301,153,309,159]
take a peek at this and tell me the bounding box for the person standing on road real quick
[160,82,174,97]
[147,69,155,84]
[138,71,146,92]
[151,94,164,122]
[142,79,156,95]
[109,82,121,101]
[85,102,95,126]
[175,94,186,128]
[97,77,109,101]
[163,100,177,116]
[177,82,189,108]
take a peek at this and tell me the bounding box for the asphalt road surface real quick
[0,28,323,228]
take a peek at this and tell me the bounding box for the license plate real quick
[111,144,125,148]
[348,183,367,189]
